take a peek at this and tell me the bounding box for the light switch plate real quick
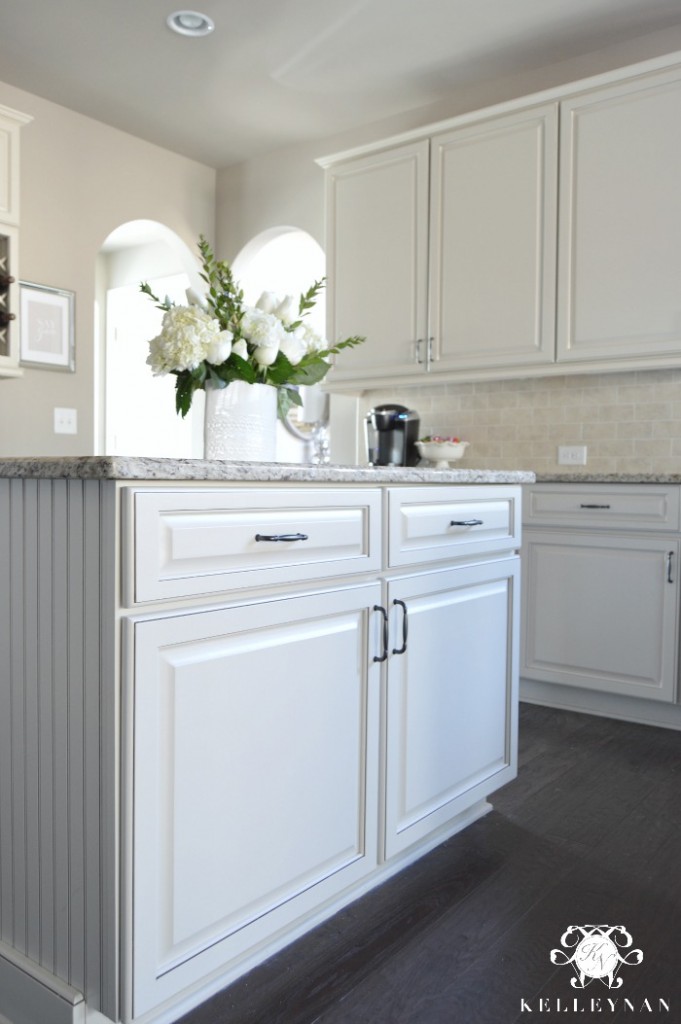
[54,407,77,434]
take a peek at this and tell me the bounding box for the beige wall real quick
[0,80,215,456]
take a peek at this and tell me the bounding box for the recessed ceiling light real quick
[167,10,215,37]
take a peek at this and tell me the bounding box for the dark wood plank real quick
[176,706,681,1024]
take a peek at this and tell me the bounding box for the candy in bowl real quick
[416,436,469,468]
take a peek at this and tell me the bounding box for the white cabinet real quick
[521,484,681,707]
[130,584,381,1016]
[325,141,429,384]
[322,56,681,390]
[0,476,521,1024]
[383,558,519,859]
[557,66,681,364]
[0,103,31,377]
[429,104,557,372]
[123,481,520,1020]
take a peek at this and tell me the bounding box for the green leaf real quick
[277,387,302,422]
[298,278,326,317]
[286,361,331,387]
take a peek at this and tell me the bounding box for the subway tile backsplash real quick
[361,368,681,475]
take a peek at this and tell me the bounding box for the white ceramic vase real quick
[204,380,278,461]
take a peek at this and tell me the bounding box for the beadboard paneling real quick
[0,479,117,1017]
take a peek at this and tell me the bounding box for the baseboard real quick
[0,942,85,1024]
[520,679,681,731]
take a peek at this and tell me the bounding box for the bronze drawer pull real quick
[392,599,408,656]
[579,504,611,509]
[254,532,309,542]
[373,605,389,663]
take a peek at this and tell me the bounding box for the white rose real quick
[185,286,207,308]
[205,329,233,365]
[254,343,279,367]
[275,295,298,326]
[303,325,327,353]
[255,291,279,314]
[279,331,307,366]
[231,338,248,360]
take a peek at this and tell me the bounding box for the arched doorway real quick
[97,220,204,457]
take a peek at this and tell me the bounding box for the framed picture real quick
[20,281,75,371]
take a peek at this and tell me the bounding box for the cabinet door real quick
[325,141,429,385]
[384,558,519,860]
[429,104,558,372]
[129,583,381,1017]
[0,104,29,226]
[557,67,681,363]
[522,530,679,701]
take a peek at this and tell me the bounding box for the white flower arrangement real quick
[141,236,364,419]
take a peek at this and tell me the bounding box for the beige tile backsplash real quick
[361,368,681,474]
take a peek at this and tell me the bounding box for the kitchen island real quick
[0,458,532,1024]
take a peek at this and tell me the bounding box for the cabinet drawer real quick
[126,487,381,602]
[524,484,681,531]
[387,486,521,567]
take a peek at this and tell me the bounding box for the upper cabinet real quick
[557,67,681,364]
[0,103,32,377]
[429,103,558,374]
[325,141,429,385]
[321,56,681,390]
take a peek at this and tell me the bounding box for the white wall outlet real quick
[54,407,78,435]
[558,444,587,466]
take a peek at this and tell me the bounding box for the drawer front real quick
[128,488,381,602]
[524,484,681,531]
[388,485,521,567]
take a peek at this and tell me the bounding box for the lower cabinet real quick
[383,558,519,858]
[130,583,381,1017]
[522,529,679,702]
[122,483,522,1022]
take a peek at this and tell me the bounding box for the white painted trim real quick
[0,943,84,1024]
[317,50,681,167]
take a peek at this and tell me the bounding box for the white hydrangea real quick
[147,306,229,375]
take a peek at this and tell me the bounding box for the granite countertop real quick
[534,472,681,484]
[0,456,535,484]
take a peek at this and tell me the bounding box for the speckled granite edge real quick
[534,472,681,484]
[0,456,535,485]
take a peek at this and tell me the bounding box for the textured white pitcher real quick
[204,380,278,461]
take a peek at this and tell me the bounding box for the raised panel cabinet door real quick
[383,557,519,860]
[557,67,681,363]
[128,583,381,1017]
[325,141,429,384]
[0,104,30,226]
[521,530,679,701]
[429,104,558,372]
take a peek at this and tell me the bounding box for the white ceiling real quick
[2,0,681,168]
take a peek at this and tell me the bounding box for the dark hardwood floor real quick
[177,705,681,1024]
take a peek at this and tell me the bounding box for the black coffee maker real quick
[365,404,420,466]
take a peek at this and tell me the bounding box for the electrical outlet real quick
[54,407,78,435]
[558,445,587,466]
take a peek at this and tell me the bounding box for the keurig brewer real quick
[365,404,420,466]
